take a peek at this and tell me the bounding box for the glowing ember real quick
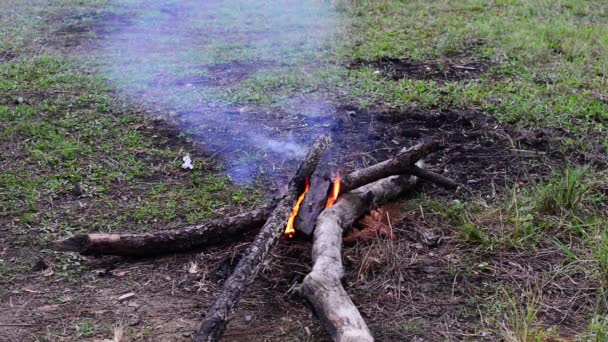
[284,178,310,238]
[325,172,341,209]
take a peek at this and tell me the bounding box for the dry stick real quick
[410,165,460,189]
[301,174,419,342]
[193,135,331,342]
[48,202,277,257]
[339,140,439,192]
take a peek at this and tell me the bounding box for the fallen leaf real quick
[112,270,129,278]
[344,203,406,243]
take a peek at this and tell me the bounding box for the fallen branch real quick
[48,202,277,257]
[411,165,460,189]
[194,135,331,342]
[339,140,439,192]
[301,174,419,342]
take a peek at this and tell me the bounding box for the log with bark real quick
[339,141,438,192]
[194,140,453,341]
[300,173,420,342]
[48,202,277,257]
[49,140,454,257]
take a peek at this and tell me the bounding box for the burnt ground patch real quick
[150,61,280,88]
[167,100,562,198]
[47,11,133,48]
[321,106,558,197]
[349,57,491,82]
[0,49,16,63]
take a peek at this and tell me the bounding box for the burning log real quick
[300,174,419,342]
[193,135,331,342]
[46,135,461,342]
[294,140,442,236]
[294,173,332,235]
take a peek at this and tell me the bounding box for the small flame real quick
[325,172,341,209]
[284,178,310,238]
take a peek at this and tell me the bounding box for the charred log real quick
[49,140,459,257]
[294,140,448,238]
[193,135,331,342]
[294,173,332,235]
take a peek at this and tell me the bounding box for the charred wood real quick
[49,140,458,257]
[294,173,332,235]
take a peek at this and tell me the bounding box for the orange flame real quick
[284,178,310,238]
[325,172,341,209]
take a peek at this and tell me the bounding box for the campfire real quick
[50,135,460,342]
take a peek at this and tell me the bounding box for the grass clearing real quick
[1,0,608,340]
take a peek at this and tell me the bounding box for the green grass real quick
[337,0,607,134]
[209,0,608,154]
[0,2,261,278]
[76,319,98,338]
[498,289,545,342]
[430,166,607,249]
[581,315,608,341]
[536,167,592,215]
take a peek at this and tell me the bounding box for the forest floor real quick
[1,1,607,341]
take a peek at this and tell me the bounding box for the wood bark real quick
[193,135,331,342]
[339,140,439,193]
[48,203,277,257]
[301,174,419,342]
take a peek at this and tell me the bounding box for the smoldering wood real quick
[301,174,419,342]
[193,135,331,342]
[48,203,277,257]
[294,173,331,235]
[293,140,445,238]
[45,137,462,341]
